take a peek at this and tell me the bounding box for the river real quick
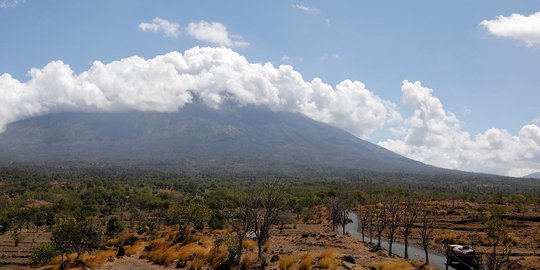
[342,212,449,270]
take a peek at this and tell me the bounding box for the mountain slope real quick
[524,172,540,179]
[0,104,447,175]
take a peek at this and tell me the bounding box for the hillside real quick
[0,103,450,176]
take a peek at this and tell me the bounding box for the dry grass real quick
[279,253,302,270]
[177,242,212,261]
[240,252,257,270]
[105,238,119,247]
[369,260,415,270]
[84,249,117,269]
[125,240,146,256]
[263,240,271,252]
[189,257,206,270]
[243,239,257,251]
[299,253,317,270]
[318,249,340,270]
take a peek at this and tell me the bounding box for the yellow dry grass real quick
[243,239,257,251]
[369,260,415,270]
[279,253,302,270]
[240,252,257,270]
[84,249,117,269]
[299,253,317,270]
[318,248,340,270]
[125,240,146,256]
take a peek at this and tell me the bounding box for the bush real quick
[31,243,56,266]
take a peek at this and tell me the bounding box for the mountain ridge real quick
[0,103,470,176]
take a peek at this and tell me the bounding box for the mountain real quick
[0,103,450,175]
[524,172,540,179]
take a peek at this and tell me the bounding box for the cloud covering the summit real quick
[0,47,399,139]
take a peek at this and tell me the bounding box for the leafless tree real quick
[484,216,512,270]
[339,192,354,234]
[247,181,285,263]
[375,202,388,249]
[385,197,402,256]
[358,207,370,242]
[367,206,375,244]
[224,198,254,269]
[401,197,418,259]
[419,209,435,265]
[327,197,341,232]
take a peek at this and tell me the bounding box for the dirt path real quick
[98,257,168,270]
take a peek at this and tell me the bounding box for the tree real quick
[224,197,255,269]
[51,220,102,269]
[385,197,401,256]
[401,197,418,259]
[338,193,354,235]
[246,182,285,263]
[375,203,388,249]
[106,217,124,237]
[168,199,212,243]
[484,211,512,270]
[367,207,375,244]
[419,210,434,265]
[357,207,370,242]
[327,197,342,232]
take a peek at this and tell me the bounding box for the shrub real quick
[318,249,340,270]
[369,260,414,270]
[243,239,257,251]
[240,253,257,270]
[30,243,56,266]
[279,253,301,270]
[299,253,316,270]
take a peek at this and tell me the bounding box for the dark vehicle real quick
[445,245,480,270]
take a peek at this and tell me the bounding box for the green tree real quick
[168,199,212,243]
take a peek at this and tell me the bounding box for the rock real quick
[270,255,280,263]
[301,233,309,238]
[176,260,187,268]
[342,262,353,270]
[341,255,355,264]
[116,246,125,257]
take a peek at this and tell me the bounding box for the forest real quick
[0,166,538,270]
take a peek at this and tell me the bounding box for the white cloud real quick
[186,21,249,48]
[533,116,540,124]
[281,55,292,64]
[293,4,318,14]
[138,17,180,38]
[321,53,340,60]
[480,12,540,47]
[379,81,540,177]
[0,47,398,139]
[0,0,24,8]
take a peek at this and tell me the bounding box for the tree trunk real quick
[424,247,429,265]
[388,241,393,256]
[342,223,346,235]
[404,235,409,259]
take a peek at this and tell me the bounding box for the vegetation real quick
[0,166,538,269]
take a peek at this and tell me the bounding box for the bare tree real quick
[419,209,435,265]
[327,197,342,232]
[247,181,285,263]
[375,203,388,249]
[367,207,375,244]
[401,197,418,259]
[358,207,370,242]
[484,216,512,270]
[385,197,402,256]
[224,198,254,269]
[339,192,354,234]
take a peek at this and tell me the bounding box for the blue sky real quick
[1,0,539,176]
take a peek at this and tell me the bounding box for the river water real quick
[343,212,449,270]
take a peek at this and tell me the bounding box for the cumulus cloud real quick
[187,21,249,48]
[0,0,24,8]
[379,81,540,177]
[0,47,398,138]
[480,12,540,47]
[293,4,318,14]
[138,17,180,38]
